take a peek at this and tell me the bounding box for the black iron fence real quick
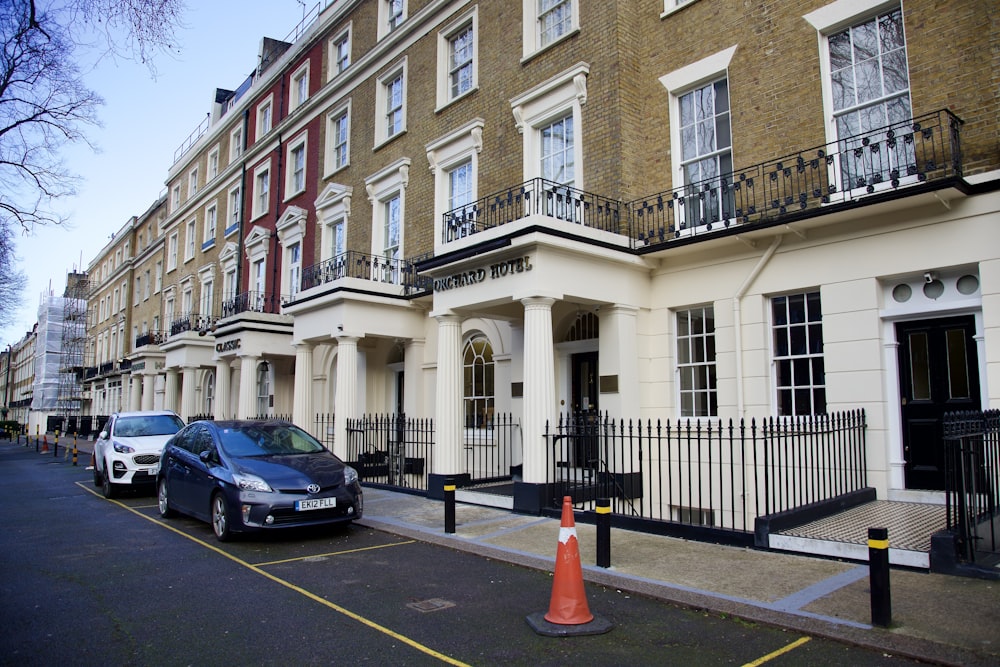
[464,413,520,486]
[545,410,867,536]
[943,410,1000,565]
[221,291,283,317]
[313,413,335,450]
[345,414,433,491]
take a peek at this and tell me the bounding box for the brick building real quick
[79,0,998,533]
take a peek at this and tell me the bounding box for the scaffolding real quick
[56,272,88,434]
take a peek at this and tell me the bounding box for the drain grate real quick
[406,598,455,613]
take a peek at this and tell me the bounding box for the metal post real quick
[444,477,456,534]
[72,433,78,466]
[596,497,611,568]
[868,527,891,627]
[35,424,39,452]
[54,429,59,458]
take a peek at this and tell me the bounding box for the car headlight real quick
[233,472,273,493]
[344,465,358,485]
[113,441,135,454]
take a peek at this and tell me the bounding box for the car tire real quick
[211,492,231,542]
[101,461,117,499]
[93,461,102,487]
[157,478,175,518]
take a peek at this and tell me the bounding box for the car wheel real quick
[101,461,117,499]
[157,478,175,518]
[92,460,102,487]
[211,493,231,542]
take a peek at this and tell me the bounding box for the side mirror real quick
[99,431,108,440]
[198,450,214,464]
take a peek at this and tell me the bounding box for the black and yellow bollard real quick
[868,527,891,628]
[596,497,611,568]
[444,477,456,534]
[72,432,78,466]
[53,429,60,458]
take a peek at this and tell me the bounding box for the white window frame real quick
[375,59,407,147]
[522,0,579,61]
[436,8,478,110]
[276,206,306,301]
[770,290,826,416]
[426,119,484,248]
[365,159,410,284]
[325,101,351,177]
[511,63,589,188]
[154,261,162,292]
[316,183,352,264]
[143,269,151,300]
[171,184,181,212]
[285,133,308,198]
[229,126,243,161]
[204,204,218,247]
[257,95,274,139]
[227,183,242,234]
[188,167,198,199]
[134,276,141,306]
[184,219,196,262]
[661,0,699,19]
[378,0,406,40]
[805,1,914,196]
[328,25,352,80]
[167,233,178,272]
[252,160,271,220]
[676,306,717,417]
[289,60,310,112]
[198,264,215,318]
[207,146,220,180]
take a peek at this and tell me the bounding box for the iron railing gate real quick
[943,410,1000,565]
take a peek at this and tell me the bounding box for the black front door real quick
[897,316,981,490]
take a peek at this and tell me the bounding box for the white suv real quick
[93,411,185,498]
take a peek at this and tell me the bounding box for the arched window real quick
[256,362,271,417]
[463,335,494,428]
[203,371,215,416]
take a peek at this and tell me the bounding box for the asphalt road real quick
[0,441,926,666]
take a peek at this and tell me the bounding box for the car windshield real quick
[218,423,326,457]
[115,415,184,437]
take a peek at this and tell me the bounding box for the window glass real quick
[772,291,826,415]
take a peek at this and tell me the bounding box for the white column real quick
[128,375,142,411]
[433,314,463,476]
[237,355,259,419]
[333,336,358,459]
[292,342,315,430]
[214,359,231,420]
[163,368,179,413]
[403,338,425,416]
[180,365,197,422]
[521,297,556,484]
[141,373,155,411]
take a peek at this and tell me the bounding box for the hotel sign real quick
[433,256,533,292]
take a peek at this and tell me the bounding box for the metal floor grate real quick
[777,501,946,553]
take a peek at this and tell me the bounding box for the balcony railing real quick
[443,177,624,244]
[628,109,963,248]
[169,313,215,336]
[440,110,962,251]
[301,250,432,295]
[135,331,168,348]
[221,291,283,318]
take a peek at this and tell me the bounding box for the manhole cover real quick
[407,598,455,613]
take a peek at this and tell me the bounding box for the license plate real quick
[296,497,336,511]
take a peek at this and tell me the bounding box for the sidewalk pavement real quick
[358,486,1000,667]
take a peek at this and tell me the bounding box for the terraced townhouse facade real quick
[77,0,997,521]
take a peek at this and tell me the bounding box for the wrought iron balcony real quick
[98,361,114,375]
[169,313,216,336]
[135,330,168,348]
[629,109,963,247]
[221,291,283,318]
[442,177,624,244]
[440,110,962,252]
[301,250,432,295]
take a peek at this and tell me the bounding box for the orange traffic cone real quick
[545,496,593,625]
[525,496,612,636]
[40,434,48,453]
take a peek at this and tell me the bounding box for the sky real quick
[2,0,315,347]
